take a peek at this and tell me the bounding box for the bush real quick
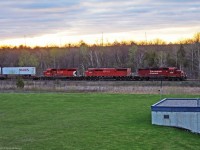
[16,77,24,89]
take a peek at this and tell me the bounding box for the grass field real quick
[0,93,200,150]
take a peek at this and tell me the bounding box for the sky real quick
[0,0,200,47]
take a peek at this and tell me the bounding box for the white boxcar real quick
[2,67,36,75]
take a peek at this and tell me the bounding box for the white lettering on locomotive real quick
[149,70,162,74]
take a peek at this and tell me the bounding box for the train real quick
[0,66,187,81]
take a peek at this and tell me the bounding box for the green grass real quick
[0,93,200,150]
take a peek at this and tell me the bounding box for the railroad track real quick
[0,78,199,82]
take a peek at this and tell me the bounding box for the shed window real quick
[164,115,169,119]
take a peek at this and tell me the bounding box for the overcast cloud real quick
[0,0,200,40]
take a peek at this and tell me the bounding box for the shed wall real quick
[152,111,200,133]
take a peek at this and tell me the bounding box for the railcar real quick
[0,67,36,79]
[42,68,78,80]
[84,68,132,80]
[0,67,4,79]
[137,67,187,81]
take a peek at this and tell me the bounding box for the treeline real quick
[0,33,200,79]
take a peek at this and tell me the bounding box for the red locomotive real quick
[43,68,77,78]
[84,68,132,80]
[137,67,187,81]
[85,68,131,77]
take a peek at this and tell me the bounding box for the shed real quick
[151,98,200,133]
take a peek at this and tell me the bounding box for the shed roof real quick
[151,98,200,112]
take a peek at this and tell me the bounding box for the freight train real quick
[0,67,187,81]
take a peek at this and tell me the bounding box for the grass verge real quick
[0,93,199,149]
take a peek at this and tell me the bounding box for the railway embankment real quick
[0,80,200,94]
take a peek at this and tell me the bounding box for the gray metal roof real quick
[154,98,200,107]
[157,99,199,107]
[152,98,200,112]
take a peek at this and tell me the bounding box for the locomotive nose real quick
[73,71,77,77]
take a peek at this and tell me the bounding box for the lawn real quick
[0,93,199,150]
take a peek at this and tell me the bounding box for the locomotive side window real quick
[163,68,168,70]
[116,69,127,71]
[95,69,103,71]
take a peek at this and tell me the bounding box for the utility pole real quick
[102,32,104,47]
[145,32,147,45]
[24,35,26,47]
[59,38,61,47]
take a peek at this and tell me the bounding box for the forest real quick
[0,33,200,79]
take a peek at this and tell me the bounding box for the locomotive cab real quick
[137,67,187,81]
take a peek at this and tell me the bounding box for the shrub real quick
[16,77,24,89]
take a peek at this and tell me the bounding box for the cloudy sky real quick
[0,0,200,46]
